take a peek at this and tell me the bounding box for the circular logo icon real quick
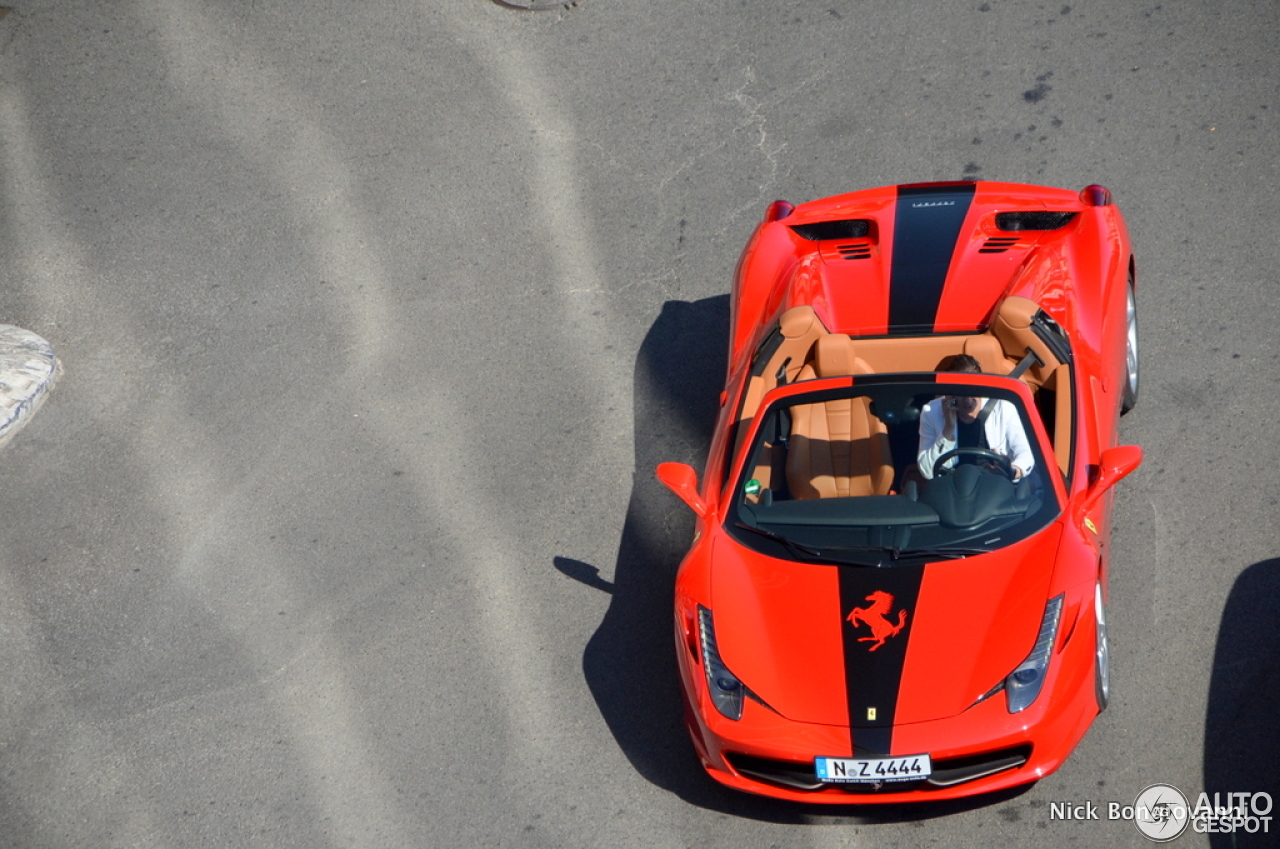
[1133,783,1190,842]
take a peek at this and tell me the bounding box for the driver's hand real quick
[942,400,957,442]
[980,460,1023,480]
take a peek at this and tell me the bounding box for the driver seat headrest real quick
[812,334,872,378]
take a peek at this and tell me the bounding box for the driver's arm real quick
[994,401,1034,479]
[916,400,956,480]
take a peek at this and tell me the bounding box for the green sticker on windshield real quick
[745,479,761,495]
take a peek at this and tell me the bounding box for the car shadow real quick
[559,295,1029,823]
[570,296,730,809]
[1203,558,1280,848]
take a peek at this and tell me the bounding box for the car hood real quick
[711,524,1063,728]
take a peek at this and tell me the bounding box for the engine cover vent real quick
[995,211,1078,231]
[791,219,871,241]
[836,243,872,260]
[979,237,1020,254]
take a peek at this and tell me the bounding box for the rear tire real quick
[1120,281,1139,414]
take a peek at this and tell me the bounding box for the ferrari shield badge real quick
[846,591,909,652]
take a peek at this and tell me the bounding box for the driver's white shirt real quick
[917,397,1035,480]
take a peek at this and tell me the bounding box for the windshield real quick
[728,376,1060,565]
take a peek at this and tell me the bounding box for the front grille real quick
[995,211,1078,231]
[723,753,823,791]
[928,745,1032,787]
[723,744,1032,793]
[790,219,871,241]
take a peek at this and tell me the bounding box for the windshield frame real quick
[723,372,1066,563]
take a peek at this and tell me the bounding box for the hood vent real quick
[791,219,871,241]
[995,211,1077,231]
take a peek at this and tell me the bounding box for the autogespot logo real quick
[1051,783,1273,841]
[1129,784,1273,841]
[1131,784,1190,842]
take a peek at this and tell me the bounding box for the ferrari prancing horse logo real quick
[846,590,909,652]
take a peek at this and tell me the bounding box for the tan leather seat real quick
[990,296,1059,386]
[733,306,832,480]
[786,336,894,499]
[962,333,1012,375]
[777,306,827,384]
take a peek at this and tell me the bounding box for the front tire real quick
[1094,582,1110,711]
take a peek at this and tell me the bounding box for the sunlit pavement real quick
[0,2,1276,848]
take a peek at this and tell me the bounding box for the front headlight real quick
[1005,594,1064,714]
[698,606,744,721]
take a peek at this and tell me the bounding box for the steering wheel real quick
[932,448,1015,481]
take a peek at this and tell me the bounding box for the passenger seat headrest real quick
[814,334,858,377]
[994,296,1038,331]
[780,305,821,339]
[991,295,1059,380]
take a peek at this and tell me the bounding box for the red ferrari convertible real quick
[657,180,1142,802]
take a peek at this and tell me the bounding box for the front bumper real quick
[678,594,1100,804]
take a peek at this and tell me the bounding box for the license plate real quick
[815,754,931,784]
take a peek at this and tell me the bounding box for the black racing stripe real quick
[887,184,977,335]
[838,565,926,755]
[852,372,940,386]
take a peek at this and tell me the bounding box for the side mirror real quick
[656,462,710,519]
[1081,445,1143,514]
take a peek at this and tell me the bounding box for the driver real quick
[917,355,1034,480]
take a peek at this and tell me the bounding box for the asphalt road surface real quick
[0,1,1277,847]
